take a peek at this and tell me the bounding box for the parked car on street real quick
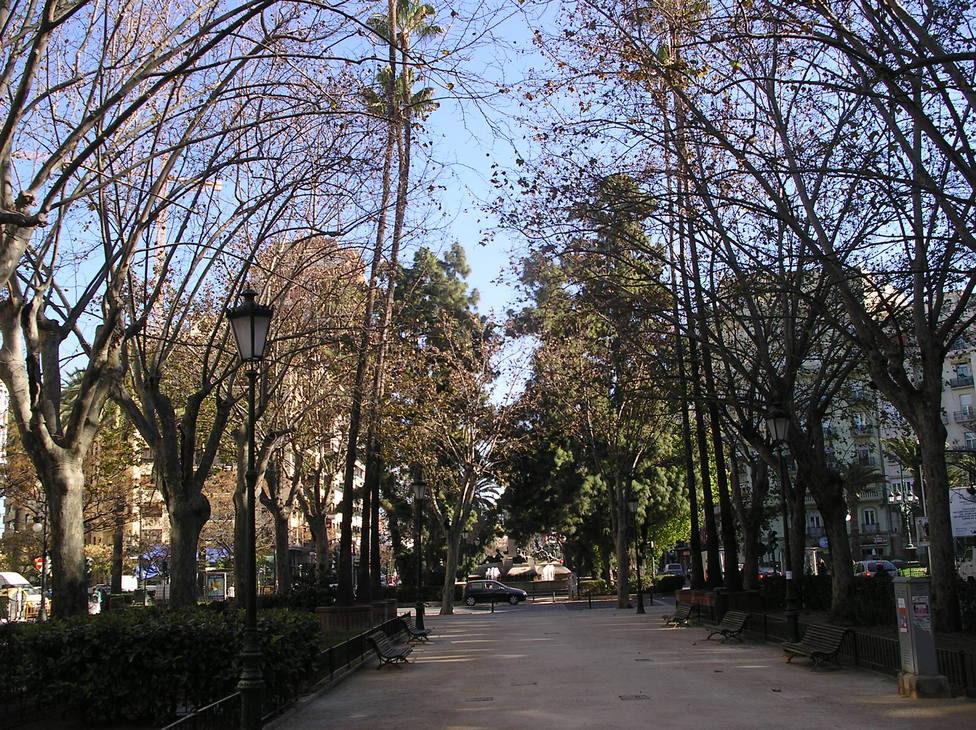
[662,563,686,577]
[853,559,898,578]
[757,567,781,581]
[462,580,527,606]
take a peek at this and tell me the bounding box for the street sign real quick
[34,557,43,571]
[949,488,976,537]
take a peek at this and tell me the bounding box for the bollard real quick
[491,599,495,613]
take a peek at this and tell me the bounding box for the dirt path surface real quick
[271,600,975,730]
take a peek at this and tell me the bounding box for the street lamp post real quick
[32,513,48,621]
[766,408,799,642]
[627,497,645,614]
[413,474,427,630]
[226,287,272,730]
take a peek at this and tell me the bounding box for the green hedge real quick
[579,578,609,596]
[653,575,686,593]
[0,607,321,726]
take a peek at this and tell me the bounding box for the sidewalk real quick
[271,600,975,730]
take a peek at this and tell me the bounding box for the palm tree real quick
[841,463,884,561]
[337,1,442,604]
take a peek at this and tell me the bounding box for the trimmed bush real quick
[653,575,686,593]
[0,606,321,726]
[579,578,609,596]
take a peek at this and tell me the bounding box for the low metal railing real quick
[161,693,239,730]
[741,615,976,697]
[162,613,407,729]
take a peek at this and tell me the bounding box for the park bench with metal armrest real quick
[366,630,413,668]
[662,603,694,627]
[782,624,850,668]
[706,610,751,642]
[398,612,431,642]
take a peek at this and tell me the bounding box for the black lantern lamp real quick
[226,286,272,730]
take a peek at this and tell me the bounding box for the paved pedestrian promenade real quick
[272,600,975,730]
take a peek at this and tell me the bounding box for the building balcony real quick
[852,423,874,436]
[856,455,878,467]
[861,523,881,535]
[949,374,974,388]
[954,408,976,423]
[807,526,825,539]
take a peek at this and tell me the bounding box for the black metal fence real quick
[162,613,407,729]
[738,614,976,697]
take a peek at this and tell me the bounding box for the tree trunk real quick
[233,427,247,601]
[111,499,124,594]
[46,462,88,617]
[847,501,861,561]
[307,513,329,581]
[274,510,291,595]
[356,473,372,602]
[615,489,629,608]
[440,533,459,615]
[166,493,210,608]
[729,452,766,591]
[789,488,806,590]
[819,497,856,622]
[370,463,383,594]
[916,417,959,631]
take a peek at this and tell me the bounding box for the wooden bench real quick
[366,630,413,668]
[706,610,750,642]
[398,612,431,643]
[782,624,849,668]
[663,603,694,627]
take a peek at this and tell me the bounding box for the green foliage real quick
[959,579,976,631]
[257,581,336,610]
[579,578,609,595]
[653,575,685,593]
[760,574,895,625]
[798,573,832,611]
[0,607,321,725]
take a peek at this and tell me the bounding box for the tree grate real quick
[619,695,650,701]
[466,697,495,702]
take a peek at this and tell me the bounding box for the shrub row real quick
[0,607,321,726]
[756,573,976,627]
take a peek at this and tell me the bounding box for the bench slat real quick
[706,610,750,642]
[782,624,849,668]
[367,631,413,669]
[399,613,431,642]
[663,603,694,627]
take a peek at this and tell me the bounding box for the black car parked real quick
[462,580,528,606]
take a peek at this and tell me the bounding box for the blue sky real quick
[419,1,555,321]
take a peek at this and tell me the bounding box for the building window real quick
[862,508,877,526]
[808,514,822,528]
[958,362,972,378]
[966,432,976,450]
